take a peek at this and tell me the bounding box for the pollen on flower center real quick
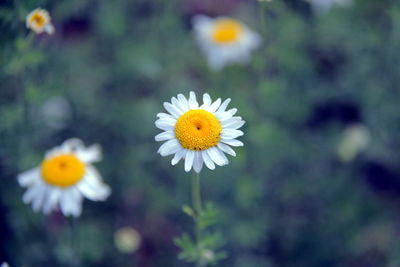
[41,154,85,187]
[30,13,46,27]
[175,109,222,151]
[211,18,244,44]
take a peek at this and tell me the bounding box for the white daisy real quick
[193,15,262,70]
[26,8,55,35]
[155,91,245,173]
[18,138,111,217]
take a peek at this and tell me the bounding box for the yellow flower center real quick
[41,154,85,187]
[175,109,222,151]
[30,12,46,28]
[211,18,244,44]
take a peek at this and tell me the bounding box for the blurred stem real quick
[18,32,35,162]
[67,217,81,267]
[258,0,269,72]
[192,172,203,267]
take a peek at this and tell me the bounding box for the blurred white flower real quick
[193,16,261,70]
[337,124,370,162]
[26,8,54,35]
[18,138,111,217]
[41,96,72,130]
[305,0,352,13]
[114,227,142,254]
[202,249,215,261]
[155,91,245,172]
[1,263,9,267]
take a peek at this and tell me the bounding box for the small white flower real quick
[155,91,245,173]
[26,8,55,35]
[114,227,142,254]
[337,124,370,162]
[18,138,111,217]
[193,15,261,70]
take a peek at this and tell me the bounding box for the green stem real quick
[192,171,203,267]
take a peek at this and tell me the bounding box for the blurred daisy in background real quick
[114,227,142,254]
[26,8,54,35]
[305,0,352,13]
[337,124,370,163]
[155,91,245,173]
[193,16,261,70]
[18,139,111,217]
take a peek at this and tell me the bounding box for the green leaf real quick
[182,204,194,217]
[199,203,220,229]
[174,233,199,263]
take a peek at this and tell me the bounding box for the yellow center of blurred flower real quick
[30,12,46,28]
[41,154,85,187]
[175,109,222,151]
[211,18,244,44]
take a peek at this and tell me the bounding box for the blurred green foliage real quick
[2,0,400,266]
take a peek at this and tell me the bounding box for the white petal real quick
[171,149,186,165]
[80,166,110,201]
[177,94,190,112]
[217,143,236,157]
[78,180,109,201]
[226,108,238,116]
[220,129,244,140]
[209,98,221,113]
[158,139,181,156]
[201,150,215,170]
[216,98,231,113]
[217,148,229,165]
[60,190,73,216]
[62,138,85,154]
[18,167,40,187]
[78,181,99,201]
[32,185,47,212]
[201,93,212,110]
[218,108,238,121]
[43,188,61,214]
[157,112,174,119]
[192,152,203,173]
[207,147,228,166]
[171,97,185,113]
[44,23,54,34]
[23,184,42,204]
[188,91,199,109]
[155,131,174,142]
[218,113,232,122]
[164,102,183,118]
[155,117,176,125]
[185,150,195,172]
[60,188,83,217]
[76,144,102,163]
[221,139,244,147]
[223,117,245,129]
[155,118,176,131]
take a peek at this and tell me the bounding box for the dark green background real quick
[1,0,400,266]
